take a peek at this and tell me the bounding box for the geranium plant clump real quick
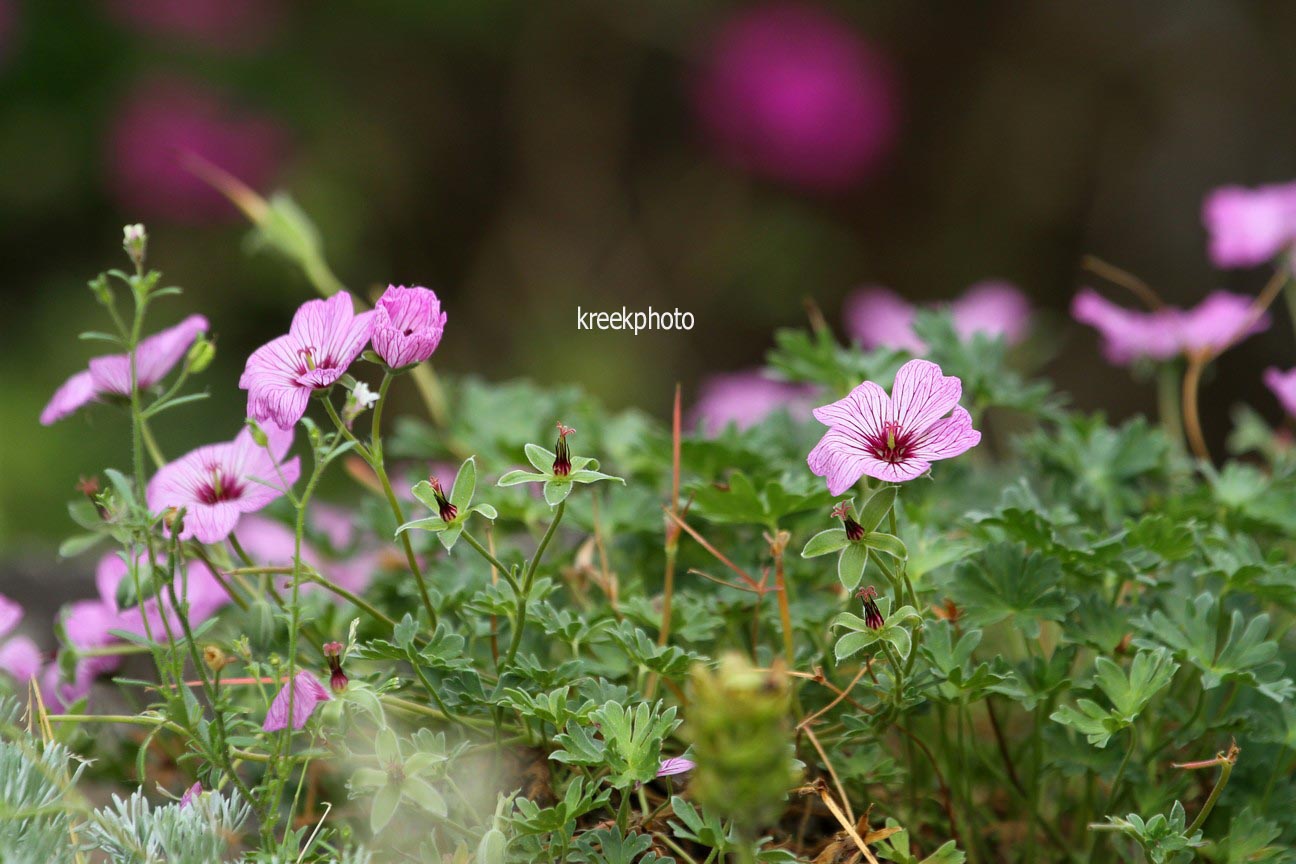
[2,178,1296,864]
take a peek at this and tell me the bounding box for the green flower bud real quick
[186,336,216,373]
[686,653,800,842]
[122,223,148,268]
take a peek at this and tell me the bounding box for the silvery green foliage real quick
[85,786,251,864]
[0,734,86,864]
[238,850,373,864]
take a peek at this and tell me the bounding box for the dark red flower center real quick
[868,421,912,465]
[196,465,244,505]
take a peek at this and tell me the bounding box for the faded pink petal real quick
[693,2,898,191]
[807,358,979,491]
[88,315,209,395]
[41,316,208,425]
[843,286,923,353]
[0,593,20,639]
[1071,289,1181,365]
[371,285,447,369]
[690,370,816,436]
[0,635,41,683]
[1203,182,1296,268]
[1177,291,1268,354]
[951,281,1031,344]
[311,503,355,549]
[179,782,202,808]
[657,757,696,777]
[240,293,374,429]
[1265,367,1296,418]
[39,662,93,713]
[147,425,300,544]
[263,670,331,731]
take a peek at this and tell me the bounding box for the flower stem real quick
[461,530,521,594]
[504,501,566,667]
[1185,747,1238,835]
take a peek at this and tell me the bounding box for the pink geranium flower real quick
[179,782,203,808]
[690,370,816,436]
[147,424,300,543]
[41,315,209,425]
[1264,367,1296,418]
[693,2,898,192]
[1072,289,1267,366]
[240,293,374,429]
[107,78,285,223]
[263,670,331,731]
[0,594,41,684]
[1202,182,1296,268]
[371,285,447,369]
[844,281,1031,354]
[807,359,980,490]
[657,756,696,777]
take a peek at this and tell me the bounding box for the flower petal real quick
[907,406,981,462]
[888,359,962,433]
[40,370,98,425]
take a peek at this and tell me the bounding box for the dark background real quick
[4,0,1296,554]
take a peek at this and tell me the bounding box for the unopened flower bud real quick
[342,381,379,427]
[856,585,884,630]
[77,476,110,520]
[162,507,185,537]
[686,654,799,843]
[428,476,457,522]
[186,336,216,374]
[202,644,231,672]
[553,422,575,476]
[123,223,148,268]
[323,640,348,693]
[246,419,269,449]
[831,501,864,542]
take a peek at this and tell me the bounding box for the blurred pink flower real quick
[179,782,203,808]
[237,514,377,598]
[263,670,331,731]
[108,79,285,223]
[807,359,979,490]
[844,281,1030,353]
[41,315,209,425]
[311,502,356,550]
[147,425,300,543]
[1202,182,1296,268]
[105,0,284,51]
[690,370,816,436]
[1264,367,1296,418]
[371,285,447,370]
[240,293,374,430]
[1072,289,1267,366]
[0,594,41,684]
[693,2,898,191]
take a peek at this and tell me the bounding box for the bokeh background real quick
[4,0,1296,562]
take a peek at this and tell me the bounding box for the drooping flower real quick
[657,757,696,777]
[690,370,816,436]
[370,285,448,370]
[844,281,1031,354]
[41,315,209,424]
[147,424,300,543]
[0,594,41,684]
[1264,367,1296,418]
[807,359,980,491]
[1202,182,1296,268]
[240,292,374,429]
[179,782,203,809]
[693,2,898,191]
[323,641,348,693]
[107,78,285,223]
[856,585,884,630]
[426,475,458,522]
[262,670,331,731]
[1071,289,1267,366]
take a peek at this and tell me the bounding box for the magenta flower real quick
[1202,182,1296,268]
[107,78,285,223]
[807,359,980,490]
[693,2,898,192]
[657,757,696,777]
[240,293,374,429]
[41,315,209,425]
[844,281,1031,354]
[1264,367,1296,418]
[690,370,816,436]
[263,670,331,731]
[0,594,41,684]
[147,424,300,543]
[371,285,447,369]
[1072,289,1267,365]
